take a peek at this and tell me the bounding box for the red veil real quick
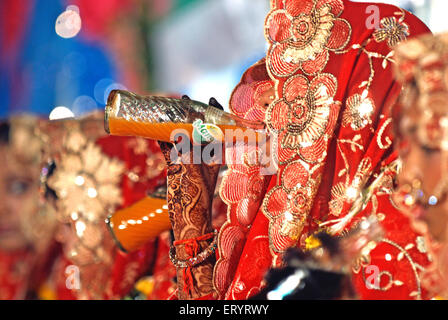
[214,0,433,300]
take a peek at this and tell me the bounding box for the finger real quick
[209,97,224,110]
[201,164,221,193]
[205,164,221,181]
[157,140,174,152]
[157,141,175,163]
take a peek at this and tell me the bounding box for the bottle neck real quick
[204,105,266,130]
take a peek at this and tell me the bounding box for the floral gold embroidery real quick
[214,59,274,298]
[231,80,275,121]
[265,0,351,77]
[262,0,350,260]
[47,128,125,268]
[342,93,375,131]
[374,14,410,48]
[48,131,125,224]
[329,182,347,217]
[263,160,321,252]
[266,73,339,150]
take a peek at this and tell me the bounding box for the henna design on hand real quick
[158,141,220,299]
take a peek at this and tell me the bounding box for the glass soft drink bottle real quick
[104,90,267,144]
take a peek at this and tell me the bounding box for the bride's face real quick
[397,133,443,203]
[0,145,40,251]
[398,136,448,242]
[396,95,448,242]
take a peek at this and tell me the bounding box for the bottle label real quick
[192,119,223,144]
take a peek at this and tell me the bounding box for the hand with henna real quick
[158,96,223,299]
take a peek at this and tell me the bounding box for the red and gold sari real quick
[213,0,433,300]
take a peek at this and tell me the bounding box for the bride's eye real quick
[8,178,31,196]
[420,144,440,155]
[405,124,418,136]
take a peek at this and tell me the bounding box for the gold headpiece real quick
[43,114,124,267]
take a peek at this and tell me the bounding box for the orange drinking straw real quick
[106,196,171,252]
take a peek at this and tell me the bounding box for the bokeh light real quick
[49,106,75,120]
[72,95,98,116]
[55,7,82,39]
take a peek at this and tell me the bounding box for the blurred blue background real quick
[0,0,446,119]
